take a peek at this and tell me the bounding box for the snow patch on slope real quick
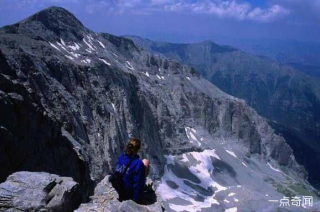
[228,192,235,197]
[111,103,116,111]
[64,55,74,60]
[83,38,95,51]
[125,61,135,70]
[57,41,68,52]
[185,127,201,147]
[60,38,66,46]
[225,207,237,212]
[99,58,111,66]
[267,163,281,173]
[158,149,226,212]
[68,42,80,51]
[226,150,237,158]
[49,42,61,51]
[98,41,105,48]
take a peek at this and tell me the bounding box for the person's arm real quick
[132,161,146,203]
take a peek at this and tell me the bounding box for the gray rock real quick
[75,176,163,212]
[0,171,81,212]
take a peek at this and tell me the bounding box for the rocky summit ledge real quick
[75,175,164,212]
[0,172,163,212]
[0,171,82,212]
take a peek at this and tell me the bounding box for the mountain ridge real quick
[211,37,320,78]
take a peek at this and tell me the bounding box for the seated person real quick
[114,138,149,203]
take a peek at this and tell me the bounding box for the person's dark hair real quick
[125,138,141,155]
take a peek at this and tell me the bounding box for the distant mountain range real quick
[210,37,320,79]
[126,35,320,190]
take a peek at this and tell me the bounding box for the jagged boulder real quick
[0,171,81,212]
[75,176,163,212]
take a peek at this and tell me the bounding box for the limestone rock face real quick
[0,172,81,212]
[75,176,163,212]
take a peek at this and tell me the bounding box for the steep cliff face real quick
[0,73,92,197]
[127,35,320,189]
[0,7,318,211]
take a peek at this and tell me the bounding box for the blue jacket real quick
[115,152,146,202]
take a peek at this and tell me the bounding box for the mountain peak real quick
[8,6,87,41]
[35,6,72,14]
[25,6,84,28]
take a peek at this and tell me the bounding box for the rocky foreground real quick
[1,171,320,212]
[75,175,163,212]
[0,172,163,212]
[0,172,81,211]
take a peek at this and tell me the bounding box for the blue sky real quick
[0,0,319,43]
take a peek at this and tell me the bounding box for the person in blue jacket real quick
[115,138,149,203]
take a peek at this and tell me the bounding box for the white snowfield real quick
[156,126,318,212]
[158,150,226,212]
